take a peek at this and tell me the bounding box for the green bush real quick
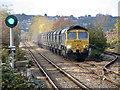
[88,49,103,60]
[87,26,107,59]
[2,48,27,63]
[15,48,27,62]
[2,59,42,89]
[2,49,9,63]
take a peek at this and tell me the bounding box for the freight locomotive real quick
[32,25,89,61]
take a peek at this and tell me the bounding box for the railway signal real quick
[5,15,18,28]
[5,15,18,68]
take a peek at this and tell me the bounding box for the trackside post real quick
[5,15,18,68]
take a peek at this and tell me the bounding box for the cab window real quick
[78,32,87,39]
[67,32,76,39]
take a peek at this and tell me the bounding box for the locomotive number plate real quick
[74,40,81,42]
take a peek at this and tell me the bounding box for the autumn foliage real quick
[29,16,76,38]
[29,16,53,37]
[51,16,76,30]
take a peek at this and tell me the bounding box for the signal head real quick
[5,15,18,28]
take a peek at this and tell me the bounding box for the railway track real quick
[77,61,119,87]
[104,52,119,74]
[22,41,119,88]
[24,42,90,89]
[103,52,120,86]
[73,53,120,87]
[23,42,57,89]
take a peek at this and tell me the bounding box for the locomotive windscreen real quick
[78,32,88,39]
[67,32,76,39]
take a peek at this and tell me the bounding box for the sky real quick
[0,0,119,17]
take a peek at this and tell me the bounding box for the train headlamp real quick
[83,45,88,48]
[67,45,72,49]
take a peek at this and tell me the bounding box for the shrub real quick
[88,49,103,60]
[15,48,27,62]
[87,26,107,59]
[2,49,9,63]
[2,58,42,89]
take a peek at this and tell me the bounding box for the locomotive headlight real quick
[67,45,72,49]
[83,45,88,48]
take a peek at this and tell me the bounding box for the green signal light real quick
[8,18,15,24]
[5,15,18,28]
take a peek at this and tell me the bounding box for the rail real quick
[23,42,59,89]
[104,52,120,86]
[26,41,90,89]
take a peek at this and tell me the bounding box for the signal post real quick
[5,15,18,68]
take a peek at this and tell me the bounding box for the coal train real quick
[32,25,89,61]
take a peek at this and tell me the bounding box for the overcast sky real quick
[0,0,119,17]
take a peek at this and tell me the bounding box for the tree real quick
[94,14,116,31]
[87,24,107,59]
[106,18,120,50]
[114,18,120,53]
[51,16,76,30]
[0,6,21,48]
[29,16,53,38]
[88,26,106,49]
